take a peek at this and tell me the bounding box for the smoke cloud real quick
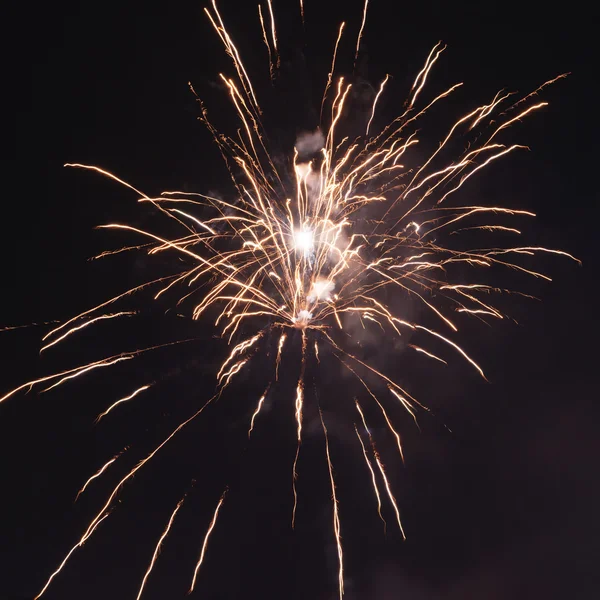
[295,129,325,158]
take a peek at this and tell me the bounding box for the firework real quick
[1,1,578,598]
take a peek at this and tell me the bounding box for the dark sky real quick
[2,1,599,599]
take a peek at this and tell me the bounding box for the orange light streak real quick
[40,311,136,353]
[355,402,405,539]
[135,497,185,600]
[33,513,110,599]
[96,385,151,422]
[248,385,269,438]
[366,74,389,136]
[354,422,386,531]
[354,0,369,64]
[189,490,227,593]
[75,452,123,501]
[320,410,344,599]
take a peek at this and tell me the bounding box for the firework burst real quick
[1,1,578,598]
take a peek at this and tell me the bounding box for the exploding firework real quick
[1,1,578,598]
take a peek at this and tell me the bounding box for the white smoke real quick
[295,129,325,157]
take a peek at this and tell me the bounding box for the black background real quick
[2,1,598,599]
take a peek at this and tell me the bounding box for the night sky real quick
[2,1,599,599]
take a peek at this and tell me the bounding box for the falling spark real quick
[355,400,405,538]
[189,490,227,593]
[248,386,269,437]
[31,395,218,598]
[275,332,286,380]
[291,381,304,528]
[366,74,389,136]
[354,0,370,65]
[267,0,279,68]
[258,5,274,79]
[40,312,136,353]
[320,410,344,600]
[75,452,124,501]
[96,385,151,422]
[409,42,446,108]
[408,344,448,365]
[33,513,110,600]
[136,497,185,600]
[354,423,386,531]
[1,355,134,405]
[292,332,307,528]
[322,21,345,122]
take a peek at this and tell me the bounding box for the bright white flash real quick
[293,228,314,254]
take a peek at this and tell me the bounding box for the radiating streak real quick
[366,74,389,136]
[415,325,486,379]
[169,209,217,234]
[505,74,568,113]
[258,5,274,79]
[354,423,386,531]
[75,453,121,501]
[320,410,344,599]
[488,102,548,143]
[33,395,218,598]
[3,338,198,405]
[266,0,279,67]
[96,385,151,422]
[354,0,369,64]
[410,42,445,107]
[1,356,125,404]
[436,144,528,205]
[324,330,429,417]
[275,332,286,380]
[295,382,304,443]
[217,333,262,380]
[33,513,110,599]
[355,402,405,539]
[248,385,269,438]
[292,382,304,529]
[421,206,536,237]
[451,225,521,235]
[64,163,192,234]
[189,490,227,593]
[40,312,135,353]
[41,356,134,393]
[292,333,307,528]
[484,246,580,264]
[408,344,448,365]
[42,275,176,343]
[218,359,247,387]
[336,356,402,451]
[64,163,149,202]
[1,320,60,332]
[91,242,155,260]
[321,22,345,121]
[205,1,260,112]
[135,497,185,600]
[373,450,405,540]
